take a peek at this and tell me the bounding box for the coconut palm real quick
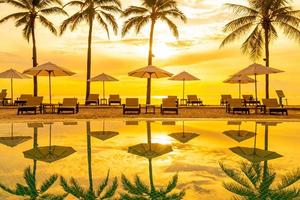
[220,0,300,98]
[122,0,187,104]
[0,166,66,200]
[60,121,118,199]
[60,0,121,99]
[0,0,67,96]
[220,162,300,200]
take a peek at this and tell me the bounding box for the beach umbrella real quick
[89,73,118,99]
[234,63,284,101]
[169,71,200,99]
[0,68,30,101]
[0,123,32,147]
[23,62,76,104]
[89,120,119,141]
[223,121,255,142]
[169,121,199,143]
[23,122,76,163]
[223,75,255,99]
[128,65,173,104]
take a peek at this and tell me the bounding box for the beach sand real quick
[1,106,300,122]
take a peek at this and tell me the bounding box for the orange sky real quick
[0,0,300,104]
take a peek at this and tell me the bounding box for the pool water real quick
[0,120,299,200]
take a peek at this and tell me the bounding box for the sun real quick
[153,42,177,59]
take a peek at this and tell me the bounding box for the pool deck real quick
[1,105,300,122]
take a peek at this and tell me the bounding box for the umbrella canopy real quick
[233,63,284,100]
[23,62,76,104]
[0,68,30,101]
[223,130,256,143]
[23,145,76,163]
[230,147,282,163]
[169,71,200,99]
[128,65,173,104]
[0,123,32,147]
[128,143,172,159]
[169,121,199,143]
[89,73,118,99]
[224,75,255,98]
[89,131,119,141]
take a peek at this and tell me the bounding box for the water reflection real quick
[0,123,32,147]
[60,121,118,199]
[121,121,185,199]
[221,121,300,199]
[223,121,255,143]
[169,121,199,144]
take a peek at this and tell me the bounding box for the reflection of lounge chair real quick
[57,98,79,114]
[228,99,249,114]
[0,90,7,106]
[187,95,203,106]
[123,98,141,114]
[17,96,43,115]
[276,90,288,106]
[161,98,178,114]
[243,95,254,101]
[85,94,99,106]
[220,95,232,106]
[109,94,121,106]
[14,94,32,106]
[262,98,288,115]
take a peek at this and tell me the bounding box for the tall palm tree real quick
[60,0,121,99]
[0,0,67,96]
[0,166,66,199]
[122,0,187,104]
[220,0,300,98]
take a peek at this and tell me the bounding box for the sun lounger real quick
[14,94,32,106]
[161,98,178,114]
[17,96,43,115]
[228,98,250,114]
[220,95,232,106]
[0,91,7,106]
[123,98,141,114]
[262,98,288,115]
[167,96,178,106]
[187,95,203,106]
[57,98,79,114]
[243,95,254,101]
[276,90,288,106]
[85,94,99,106]
[109,94,121,106]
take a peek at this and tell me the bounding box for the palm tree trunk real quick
[86,17,93,100]
[31,20,38,96]
[146,20,155,104]
[264,28,270,99]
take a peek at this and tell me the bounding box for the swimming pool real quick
[0,120,299,199]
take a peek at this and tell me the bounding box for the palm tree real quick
[60,0,121,99]
[220,0,300,98]
[0,0,67,96]
[220,162,300,199]
[60,121,118,199]
[0,166,66,199]
[122,0,187,104]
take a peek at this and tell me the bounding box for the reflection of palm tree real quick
[0,123,66,199]
[121,121,185,199]
[122,0,186,104]
[60,121,118,199]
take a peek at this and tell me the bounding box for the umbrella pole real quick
[11,123,13,138]
[49,124,52,147]
[103,81,105,99]
[48,72,52,104]
[11,78,13,102]
[147,121,151,149]
[239,81,241,99]
[148,158,155,191]
[183,79,185,100]
[255,74,258,101]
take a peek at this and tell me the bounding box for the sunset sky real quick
[0,0,299,104]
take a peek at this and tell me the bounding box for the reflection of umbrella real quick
[23,62,76,104]
[89,120,119,141]
[230,147,282,163]
[125,121,139,126]
[0,123,32,147]
[169,71,200,99]
[89,73,118,99]
[223,121,255,142]
[162,121,176,126]
[169,121,199,143]
[0,68,30,101]
[23,122,76,163]
[63,121,78,126]
[234,63,284,101]
[223,75,255,99]
[128,65,173,104]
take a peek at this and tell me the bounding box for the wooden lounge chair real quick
[228,99,250,114]
[0,91,7,106]
[161,98,178,114]
[276,90,288,106]
[109,94,121,106]
[167,96,178,106]
[220,95,232,106]
[262,98,288,115]
[187,95,203,106]
[85,94,99,106]
[17,96,43,115]
[14,94,32,106]
[123,98,141,114]
[57,98,79,114]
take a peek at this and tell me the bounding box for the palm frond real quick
[163,174,178,194]
[100,177,118,199]
[241,25,263,60]
[276,168,300,190]
[159,15,179,38]
[0,12,28,23]
[122,16,148,37]
[275,21,300,42]
[224,3,259,16]
[158,8,187,22]
[60,176,86,198]
[99,11,118,35]
[121,175,145,195]
[38,15,57,35]
[95,13,110,39]
[223,182,256,197]
[224,15,257,32]
[4,0,28,9]
[23,167,38,197]
[40,174,58,193]
[0,183,18,195]
[134,176,149,194]
[96,170,110,196]
[40,7,68,16]
[122,6,148,17]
